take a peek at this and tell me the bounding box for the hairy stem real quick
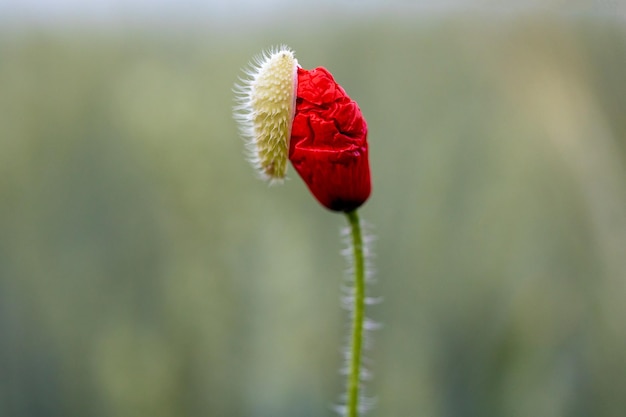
[345,209,365,417]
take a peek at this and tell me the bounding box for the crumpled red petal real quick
[289,67,371,212]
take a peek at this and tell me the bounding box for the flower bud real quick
[234,47,371,211]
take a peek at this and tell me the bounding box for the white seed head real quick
[233,45,298,183]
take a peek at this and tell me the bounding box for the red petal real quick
[289,67,371,212]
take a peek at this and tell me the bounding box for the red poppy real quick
[289,67,371,212]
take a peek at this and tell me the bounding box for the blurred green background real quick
[1,2,626,417]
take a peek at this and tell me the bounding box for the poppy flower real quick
[234,46,371,211]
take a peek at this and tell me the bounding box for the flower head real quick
[234,46,371,211]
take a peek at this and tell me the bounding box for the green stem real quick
[345,209,365,417]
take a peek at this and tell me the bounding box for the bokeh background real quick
[1,1,626,416]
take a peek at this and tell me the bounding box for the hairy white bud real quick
[233,46,298,182]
